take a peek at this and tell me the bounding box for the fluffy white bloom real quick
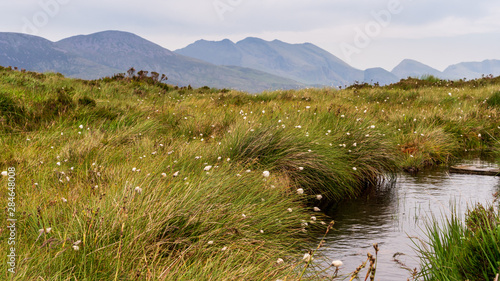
[39,227,52,234]
[173,171,179,177]
[287,208,293,213]
[132,167,137,172]
[331,260,343,267]
[135,186,143,193]
[262,171,270,178]
[303,253,313,262]
[352,167,357,171]
[207,241,214,245]
[79,125,83,129]
[72,245,80,251]
[242,214,247,218]
[297,188,304,195]
[298,167,304,171]
[1,171,7,177]
[61,197,68,203]
[313,207,321,212]
[221,246,228,251]
[56,162,61,166]
[276,258,284,264]
[204,166,212,171]
[311,216,317,221]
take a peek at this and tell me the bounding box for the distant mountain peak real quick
[392,59,442,79]
[176,37,363,86]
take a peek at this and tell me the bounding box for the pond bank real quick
[319,159,500,280]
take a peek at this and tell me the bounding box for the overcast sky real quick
[1,0,499,71]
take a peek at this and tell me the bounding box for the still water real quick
[321,160,500,280]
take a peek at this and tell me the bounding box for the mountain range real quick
[1,30,499,92]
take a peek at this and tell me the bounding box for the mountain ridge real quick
[1,30,499,92]
[0,31,306,93]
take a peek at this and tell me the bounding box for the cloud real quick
[0,0,498,71]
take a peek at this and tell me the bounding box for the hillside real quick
[443,59,500,79]
[0,32,119,77]
[391,59,442,79]
[176,37,364,86]
[2,31,500,92]
[0,31,305,93]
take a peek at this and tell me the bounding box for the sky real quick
[1,0,499,71]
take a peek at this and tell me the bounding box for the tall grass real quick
[415,204,500,281]
[1,67,500,279]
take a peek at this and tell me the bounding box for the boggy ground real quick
[1,67,499,280]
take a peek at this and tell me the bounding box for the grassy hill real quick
[1,67,499,280]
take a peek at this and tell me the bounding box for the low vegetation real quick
[0,66,499,280]
[415,203,500,281]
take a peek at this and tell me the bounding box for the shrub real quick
[0,92,26,123]
[78,96,97,107]
[486,91,500,107]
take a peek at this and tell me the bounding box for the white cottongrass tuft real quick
[204,166,212,171]
[287,208,293,213]
[242,214,247,218]
[72,245,80,251]
[298,167,304,171]
[276,258,284,264]
[297,188,304,194]
[303,252,313,262]
[135,186,143,193]
[79,125,83,129]
[132,167,137,172]
[313,207,321,212]
[262,171,270,178]
[39,227,52,234]
[61,197,68,203]
[316,194,323,200]
[56,162,61,166]
[311,216,317,221]
[207,241,214,245]
[161,172,167,177]
[352,167,357,171]
[173,171,179,177]
[221,246,228,251]
[1,171,7,177]
[331,260,343,267]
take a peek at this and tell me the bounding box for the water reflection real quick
[321,161,500,280]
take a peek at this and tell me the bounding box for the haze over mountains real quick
[1,30,499,92]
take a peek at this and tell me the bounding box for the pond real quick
[320,159,500,280]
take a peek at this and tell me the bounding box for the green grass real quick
[0,66,500,280]
[415,203,500,281]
